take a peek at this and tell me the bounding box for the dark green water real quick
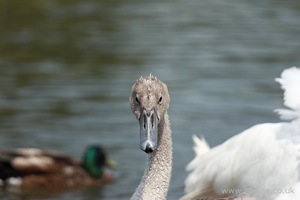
[0,0,299,199]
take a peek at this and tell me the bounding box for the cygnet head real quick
[130,75,170,154]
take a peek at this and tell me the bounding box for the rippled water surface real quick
[0,0,300,199]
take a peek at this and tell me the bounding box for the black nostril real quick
[151,114,154,128]
[145,143,154,154]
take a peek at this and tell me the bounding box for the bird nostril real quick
[151,114,154,128]
[143,114,147,129]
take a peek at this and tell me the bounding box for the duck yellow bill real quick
[105,159,118,168]
[139,108,158,154]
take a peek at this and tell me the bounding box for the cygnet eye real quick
[158,96,162,104]
[135,96,140,104]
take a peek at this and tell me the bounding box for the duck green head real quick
[82,145,115,179]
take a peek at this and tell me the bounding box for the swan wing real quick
[184,123,300,200]
[183,67,300,200]
[275,67,300,121]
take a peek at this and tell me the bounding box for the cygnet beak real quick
[139,108,158,154]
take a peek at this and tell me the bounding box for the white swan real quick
[182,67,300,200]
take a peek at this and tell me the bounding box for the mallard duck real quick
[0,145,116,190]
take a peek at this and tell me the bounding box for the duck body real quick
[0,145,112,190]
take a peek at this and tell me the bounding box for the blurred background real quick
[0,0,299,199]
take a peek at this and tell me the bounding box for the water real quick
[0,0,299,199]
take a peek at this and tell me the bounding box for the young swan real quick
[130,75,172,200]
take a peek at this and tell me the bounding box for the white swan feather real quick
[182,67,300,200]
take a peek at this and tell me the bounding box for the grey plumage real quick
[130,76,172,200]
